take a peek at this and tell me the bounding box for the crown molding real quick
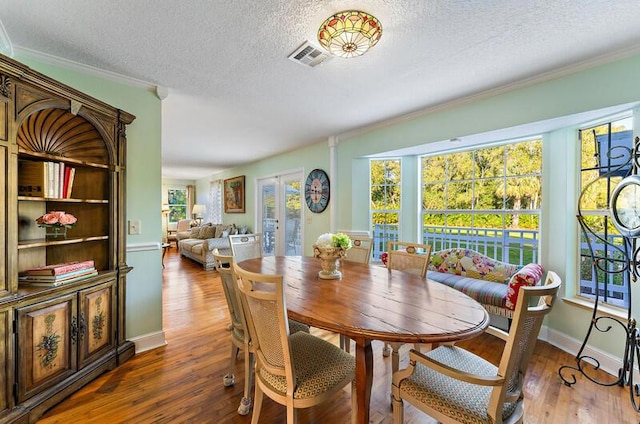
[338,44,640,143]
[14,46,158,92]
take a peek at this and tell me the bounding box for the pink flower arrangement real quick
[36,211,78,227]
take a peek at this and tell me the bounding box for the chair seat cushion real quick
[398,346,519,424]
[258,331,354,399]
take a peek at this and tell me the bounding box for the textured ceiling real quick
[1,1,640,179]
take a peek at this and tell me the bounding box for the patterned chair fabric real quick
[233,263,356,423]
[384,241,433,373]
[213,253,309,416]
[229,233,263,263]
[391,271,562,424]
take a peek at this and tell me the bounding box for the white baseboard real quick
[540,325,635,379]
[129,330,167,354]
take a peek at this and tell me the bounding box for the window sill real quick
[562,296,628,321]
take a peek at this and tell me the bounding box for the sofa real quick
[179,223,248,270]
[426,248,544,328]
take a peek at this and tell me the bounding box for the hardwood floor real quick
[38,248,640,423]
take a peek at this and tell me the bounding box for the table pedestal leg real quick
[354,337,373,424]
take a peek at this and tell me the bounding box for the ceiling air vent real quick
[288,41,331,68]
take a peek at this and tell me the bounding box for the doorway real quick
[257,172,303,256]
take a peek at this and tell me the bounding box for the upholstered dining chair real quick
[340,235,374,352]
[233,263,356,424]
[229,233,263,263]
[213,252,254,415]
[213,252,309,416]
[343,236,373,265]
[391,271,562,424]
[384,241,433,372]
[386,241,431,279]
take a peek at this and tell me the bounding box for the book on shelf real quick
[18,160,47,197]
[22,260,95,276]
[19,267,97,281]
[58,162,65,198]
[47,161,55,198]
[63,166,72,198]
[65,167,76,198]
[19,269,98,287]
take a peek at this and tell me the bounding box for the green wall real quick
[16,54,164,341]
[201,53,640,360]
[200,141,331,256]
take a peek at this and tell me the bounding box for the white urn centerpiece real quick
[313,233,352,280]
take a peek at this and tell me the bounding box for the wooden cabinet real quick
[16,292,78,403]
[15,280,115,403]
[0,54,136,422]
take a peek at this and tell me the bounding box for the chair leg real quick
[251,381,264,424]
[223,344,240,387]
[383,342,392,357]
[237,350,253,415]
[286,403,297,424]
[389,342,401,373]
[351,380,357,424]
[391,391,404,423]
[340,334,351,353]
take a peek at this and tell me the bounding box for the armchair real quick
[391,271,561,424]
[233,263,355,423]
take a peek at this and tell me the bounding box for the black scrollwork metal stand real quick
[558,135,640,411]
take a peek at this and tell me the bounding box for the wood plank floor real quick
[38,248,640,423]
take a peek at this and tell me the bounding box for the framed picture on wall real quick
[224,175,245,213]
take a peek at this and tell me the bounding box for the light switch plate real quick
[128,220,141,235]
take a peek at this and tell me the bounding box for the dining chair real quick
[340,235,374,352]
[384,241,433,372]
[233,263,356,424]
[391,271,562,424]
[386,241,431,279]
[342,236,373,265]
[229,233,263,263]
[213,252,310,416]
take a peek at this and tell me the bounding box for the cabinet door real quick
[0,307,11,414]
[16,293,77,403]
[78,280,116,368]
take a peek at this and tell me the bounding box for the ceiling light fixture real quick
[318,10,382,58]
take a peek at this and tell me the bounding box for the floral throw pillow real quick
[505,263,544,310]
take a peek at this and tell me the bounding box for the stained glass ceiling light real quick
[318,10,382,58]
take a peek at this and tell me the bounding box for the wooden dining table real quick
[237,256,490,424]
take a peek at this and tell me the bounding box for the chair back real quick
[343,236,373,265]
[233,264,294,384]
[176,219,193,232]
[229,233,263,263]
[489,271,561,415]
[212,252,247,337]
[386,241,432,278]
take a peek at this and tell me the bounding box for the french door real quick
[257,172,303,256]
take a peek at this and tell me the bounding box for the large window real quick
[370,159,401,260]
[420,139,542,266]
[578,115,633,309]
[167,188,187,223]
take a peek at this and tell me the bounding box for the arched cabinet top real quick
[17,107,112,165]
